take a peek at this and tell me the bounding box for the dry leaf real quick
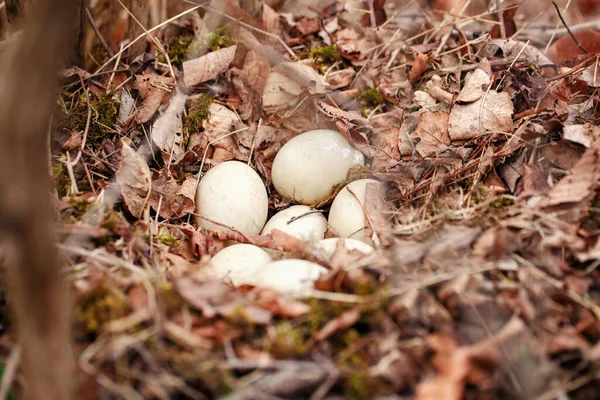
[115,140,151,217]
[456,68,490,103]
[202,103,245,163]
[410,53,429,83]
[540,148,600,209]
[151,91,187,164]
[314,306,361,341]
[183,45,237,87]
[230,49,270,121]
[546,29,600,64]
[263,62,330,112]
[448,91,514,140]
[148,169,196,220]
[413,110,450,157]
[134,71,173,123]
[563,123,600,148]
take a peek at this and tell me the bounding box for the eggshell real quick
[317,238,374,260]
[196,161,268,235]
[271,129,364,205]
[208,244,272,286]
[328,179,381,244]
[255,259,328,295]
[261,205,327,241]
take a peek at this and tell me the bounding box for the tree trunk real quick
[127,0,149,58]
[0,0,78,399]
[5,0,84,65]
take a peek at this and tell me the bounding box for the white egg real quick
[196,161,268,235]
[317,238,374,260]
[328,179,381,245]
[208,244,272,286]
[255,259,328,295]
[261,205,327,241]
[271,129,364,205]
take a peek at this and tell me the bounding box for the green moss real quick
[159,36,193,67]
[75,285,129,337]
[309,44,341,66]
[359,87,384,107]
[188,25,236,58]
[52,154,70,195]
[157,281,186,314]
[154,227,179,247]
[344,372,372,400]
[268,322,308,357]
[56,92,118,145]
[184,94,214,135]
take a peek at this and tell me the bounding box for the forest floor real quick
[4,0,600,399]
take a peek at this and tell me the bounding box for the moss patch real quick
[160,36,193,67]
[309,44,341,65]
[188,25,237,58]
[56,92,118,145]
[184,94,214,135]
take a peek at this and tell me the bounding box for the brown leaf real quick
[546,29,600,64]
[251,288,311,318]
[296,17,320,35]
[230,49,270,121]
[115,140,151,217]
[539,148,600,222]
[364,181,392,246]
[314,306,361,341]
[410,53,429,84]
[563,123,600,148]
[263,62,330,112]
[413,110,450,157]
[183,45,237,87]
[201,103,245,163]
[151,91,187,164]
[448,91,514,140]
[456,68,490,103]
[148,170,196,220]
[134,71,173,123]
[325,68,355,89]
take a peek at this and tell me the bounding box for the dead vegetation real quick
[2,0,600,399]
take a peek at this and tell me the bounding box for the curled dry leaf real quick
[230,49,270,121]
[134,71,174,123]
[202,102,246,163]
[364,181,392,246]
[325,68,356,89]
[546,29,600,64]
[183,45,237,87]
[174,277,272,324]
[538,148,600,222]
[456,68,490,103]
[115,140,151,217]
[410,53,429,83]
[263,61,330,112]
[448,91,514,140]
[563,123,600,149]
[314,306,361,341]
[413,110,450,157]
[151,91,187,164]
[148,169,196,220]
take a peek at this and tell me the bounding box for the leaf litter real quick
[5,0,600,399]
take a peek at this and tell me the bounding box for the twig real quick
[85,6,114,57]
[551,0,589,54]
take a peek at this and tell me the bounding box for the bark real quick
[0,0,77,398]
[127,0,149,58]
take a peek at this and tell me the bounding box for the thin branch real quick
[551,0,589,54]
